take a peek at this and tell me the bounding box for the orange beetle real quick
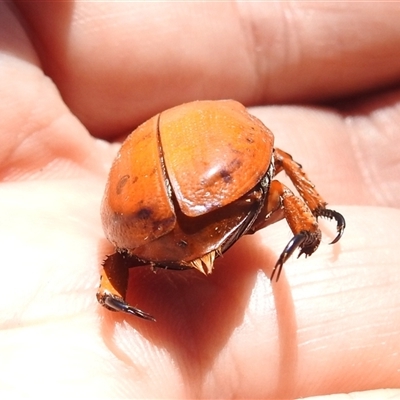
[97,100,345,320]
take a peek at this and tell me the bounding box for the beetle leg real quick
[96,252,156,321]
[266,180,322,281]
[274,148,345,242]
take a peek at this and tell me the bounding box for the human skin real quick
[1,2,400,399]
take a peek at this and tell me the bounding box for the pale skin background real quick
[1,2,400,399]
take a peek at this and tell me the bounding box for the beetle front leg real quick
[96,252,156,321]
[274,148,345,243]
[266,180,322,281]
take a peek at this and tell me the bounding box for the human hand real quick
[1,2,399,398]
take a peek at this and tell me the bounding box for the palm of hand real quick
[1,2,400,398]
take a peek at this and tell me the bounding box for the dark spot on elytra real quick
[219,169,232,183]
[246,136,255,143]
[136,207,153,220]
[116,175,130,195]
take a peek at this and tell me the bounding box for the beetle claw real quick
[316,208,346,244]
[271,228,323,282]
[271,232,307,282]
[103,295,156,321]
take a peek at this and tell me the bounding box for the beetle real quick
[97,100,345,321]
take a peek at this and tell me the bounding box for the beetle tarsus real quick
[316,208,346,244]
[104,295,156,321]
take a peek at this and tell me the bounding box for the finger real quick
[303,389,400,400]
[92,206,400,398]
[14,2,400,137]
[257,206,400,397]
[0,3,106,178]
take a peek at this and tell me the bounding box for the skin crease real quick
[0,1,399,399]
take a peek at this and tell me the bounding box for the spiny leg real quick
[274,148,345,243]
[96,252,156,321]
[266,180,322,281]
